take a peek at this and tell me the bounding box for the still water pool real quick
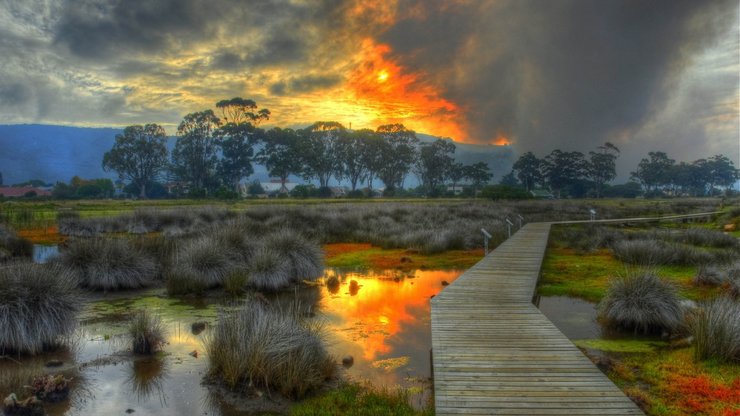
[1,269,460,415]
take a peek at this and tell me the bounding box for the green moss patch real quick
[538,248,620,302]
[290,383,431,416]
[325,244,482,271]
[575,339,667,353]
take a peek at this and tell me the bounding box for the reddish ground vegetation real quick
[323,243,373,258]
[17,226,64,244]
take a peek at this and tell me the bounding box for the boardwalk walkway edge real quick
[430,221,647,415]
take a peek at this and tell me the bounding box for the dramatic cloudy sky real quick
[1,0,738,176]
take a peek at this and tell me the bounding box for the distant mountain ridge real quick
[0,124,515,186]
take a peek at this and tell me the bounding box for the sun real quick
[376,69,389,83]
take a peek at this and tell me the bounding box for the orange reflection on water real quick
[321,269,461,362]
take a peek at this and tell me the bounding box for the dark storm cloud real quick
[0,82,31,107]
[269,74,343,96]
[211,33,308,71]
[381,0,739,158]
[52,0,351,65]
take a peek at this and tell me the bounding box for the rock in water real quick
[341,355,354,368]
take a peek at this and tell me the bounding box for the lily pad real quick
[371,356,410,372]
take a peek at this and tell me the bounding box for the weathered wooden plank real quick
[431,222,643,415]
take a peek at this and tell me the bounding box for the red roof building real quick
[0,186,52,197]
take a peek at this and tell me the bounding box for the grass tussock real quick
[680,228,738,249]
[223,270,249,296]
[206,298,335,399]
[691,296,740,362]
[0,225,33,262]
[128,310,167,354]
[60,238,158,291]
[0,263,80,355]
[611,239,719,267]
[264,230,324,281]
[247,247,292,292]
[598,272,684,334]
[611,239,673,266]
[166,237,236,294]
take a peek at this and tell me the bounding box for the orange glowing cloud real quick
[346,39,468,141]
[491,132,512,145]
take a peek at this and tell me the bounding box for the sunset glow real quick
[0,0,736,176]
[344,39,468,140]
[491,133,512,146]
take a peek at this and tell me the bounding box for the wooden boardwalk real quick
[430,222,643,415]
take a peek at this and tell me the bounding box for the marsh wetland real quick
[1,199,738,415]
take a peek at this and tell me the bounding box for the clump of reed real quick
[0,263,80,355]
[553,224,622,253]
[694,265,726,286]
[246,247,291,292]
[691,296,740,362]
[611,239,674,266]
[166,237,236,294]
[58,206,236,236]
[0,225,33,262]
[205,298,335,399]
[611,239,717,267]
[128,310,167,354]
[680,228,738,249]
[263,230,324,281]
[598,272,684,334]
[693,262,740,297]
[59,238,158,291]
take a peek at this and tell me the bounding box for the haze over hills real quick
[0,124,515,187]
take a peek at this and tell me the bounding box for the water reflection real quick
[318,269,461,388]
[126,357,168,404]
[32,244,58,263]
[535,295,601,339]
[1,268,460,415]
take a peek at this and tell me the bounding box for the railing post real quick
[481,228,492,255]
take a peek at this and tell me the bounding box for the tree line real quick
[504,145,738,199]
[96,96,739,200]
[102,97,493,198]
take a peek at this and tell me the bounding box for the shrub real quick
[60,238,158,291]
[264,230,324,281]
[0,264,80,354]
[128,310,167,354]
[598,272,684,334]
[205,299,335,399]
[692,296,740,362]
